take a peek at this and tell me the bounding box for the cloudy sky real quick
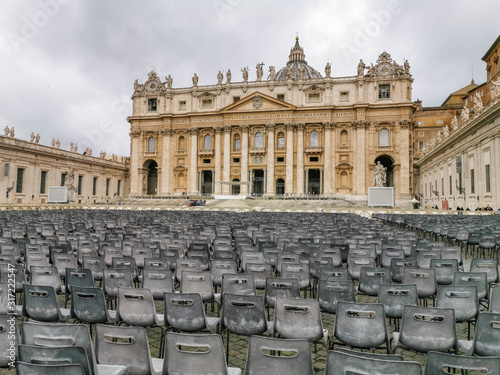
[0,0,498,156]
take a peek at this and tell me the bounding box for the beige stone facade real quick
[128,38,416,204]
[0,134,129,205]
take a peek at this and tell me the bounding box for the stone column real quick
[399,121,411,197]
[323,123,332,195]
[240,125,249,195]
[355,122,366,196]
[493,134,500,209]
[222,125,231,194]
[331,123,337,192]
[296,123,304,195]
[160,129,172,195]
[266,124,275,195]
[129,130,141,195]
[285,123,294,194]
[214,127,222,194]
[189,128,198,194]
[169,132,176,193]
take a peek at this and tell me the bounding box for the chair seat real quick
[206,317,220,331]
[458,339,474,355]
[151,358,163,374]
[97,364,128,375]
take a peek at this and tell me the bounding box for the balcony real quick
[305,147,323,155]
[144,151,157,157]
[198,149,214,156]
[249,147,266,155]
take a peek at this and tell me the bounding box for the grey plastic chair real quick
[392,305,458,354]
[280,262,311,297]
[458,312,500,356]
[221,273,256,297]
[436,285,478,339]
[430,258,458,285]
[333,302,390,353]
[70,286,116,326]
[470,258,499,283]
[402,267,437,302]
[18,345,92,375]
[95,324,162,375]
[141,268,174,300]
[22,284,70,322]
[358,267,392,296]
[389,258,417,283]
[377,284,418,330]
[30,265,64,294]
[103,268,134,308]
[381,248,405,268]
[175,258,201,282]
[64,267,94,307]
[319,267,349,281]
[318,280,355,314]
[424,350,500,374]
[264,277,300,319]
[82,256,105,282]
[244,336,314,375]
[325,349,422,375]
[489,284,500,313]
[244,263,273,290]
[17,362,87,375]
[453,271,489,306]
[162,332,241,375]
[116,287,163,327]
[52,253,77,278]
[347,256,376,280]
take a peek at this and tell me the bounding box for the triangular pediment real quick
[220,92,296,113]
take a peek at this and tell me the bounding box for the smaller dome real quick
[275,37,322,81]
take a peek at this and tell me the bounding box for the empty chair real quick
[276,253,300,275]
[347,256,376,280]
[25,252,49,272]
[64,267,94,307]
[436,285,478,339]
[392,305,458,354]
[320,267,349,281]
[112,257,138,283]
[459,312,500,356]
[181,271,216,307]
[490,284,500,313]
[240,251,265,272]
[95,324,162,375]
[103,246,123,267]
[175,258,201,282]
[378,284,418,330]
[430,258,458,285]
[244,336,314,375]
[116,287,163,327]
[325,349,422,375]
[17,362,87,375]
[187,250,210,271]
[470,258,499,283]
[280,262,311,297]
[22,284,69,322]
[264,277,300,319]
[18,345,92,375]
[102,268,134,308]
[82,256,105,282]
[389,258,417,283]
[221,273,256,297]
[162,332,242,375]
[70,286,116,325]
[211,259,238,291]
[244,262,272,290]
[333,302,390,353]
[417,250,441,269]
[453,271,489,305]
[424,350,500,375]
[30,265,64,294]
[318,280,355,314]
[358,267,392,296]
[53,253,78,279]
[131,247,153,270]
[440,246,463,268]
[141,268,174,300]
[381,249,405,268]
[402,268,437,302]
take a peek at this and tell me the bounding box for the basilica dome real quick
[274,37,322,81]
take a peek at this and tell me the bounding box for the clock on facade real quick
[378,63,391,76]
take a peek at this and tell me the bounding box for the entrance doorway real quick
[276,178,285,195]
[232,179,240,195]
[307,169,321,195]
[374,155,394,187]
[253,170,264,195]
[201,171,213,195]
[145,160,158,195]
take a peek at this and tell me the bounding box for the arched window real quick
[233,134,241,150]
[204,134,212,150]
[310,130,319,147]
[255,132,263,148]
[379,128,389,146]
[178,136,185,151]
[148,137,155,152]
[340,130,348,147]
[277,132,285,149]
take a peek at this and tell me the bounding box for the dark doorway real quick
[253,170,264,195]
[276,178,285,195]
[232,179,240,195]
[146,160,158,195]
[307,169,321,194]
[375,155,394,187]
[201,171,213,195]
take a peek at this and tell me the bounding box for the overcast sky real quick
[0,0,498,156]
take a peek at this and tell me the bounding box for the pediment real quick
[220,92,295,113]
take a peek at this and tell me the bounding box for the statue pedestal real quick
[68,188,77,205]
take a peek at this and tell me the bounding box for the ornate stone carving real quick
[442,125,450,138]
[364,51,408,78]
[240,125,249,132]
[265,124,275,132]
[373,161,387,187]
[166,75,173,89]
[256,64,263,81]
[217,71,223,85]
[192,73,199,87]
[242,67,248,82]
[451,115,459,131]
[460,104,470,123]
[357,59,365,76]
[285,123,295,131]
[491,76,500,100]
[324,122,332,130]
[223,125,231,133]
[161,129,174,136]
[9,127,15,138]
[253,95,263,109]
[130,131,141,138]
[214,126,223,134]
[295,123,305,131]
[30,133,35,143]
[100,150,106,158]
[226,69,231,84]
[189,128,198,136]
[3,126,9,137]
[325,63,331,78]
[51,138,56,147]
[35,134,40,144]
[472,91,484,113]
[399,120,409,129]
[269,66,276,81]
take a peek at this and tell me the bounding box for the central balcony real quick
[249,147,266,156]
[198,149,214,156]
[305,147,323,155]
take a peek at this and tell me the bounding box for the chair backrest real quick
[18,345,92,375]
[221,273,256,297]
[103,268,134,299]
[265,277,300,308]
[440,246,462,265]
[17,362,86,375]
[276,253,301,274]
[21,321,97,375]
[82,256,104,281]
[347,256,376,280]
[175,258,201,282]
[358,267,392,296]
[142,268,174,299]
[112,256,138,280]
[318,280,355,314]
[164,292,209,332]
[244,336,314,375]
[22,284,66,322]
[116,287,158,327]
[399,305,458,353]
[490,284,500,313]
[221,293,267,336]
[402,268,437,298]
[453,271,488,300]
[424,350,500,375]
[280,262,310,290]
[163,332,229,375]
[180,270,214,303]
[417,251,442,269]
[325,350,422,375]
[381,249,406,268]
[211,259,238,287]
[65,268,94,294]
[30,265,63,294]
[470,258,499,283]
[334,302,389,350]
[377,284,418,319]
[309,256,334,279]
[95,324,153,375]
[245,263,273,290]
[436,285,478,322]
[70,286,109,324]
[471,312,500,356]
[430,259,458,285]
[53,253,77,278]
[131,247,153,269]
[0,315,18,367]
[144,257,170,270]
[240,251,265,271]
[274,297,324,341]
[103,246,123,267]
[319,267,349,281]
[389,258,417,283]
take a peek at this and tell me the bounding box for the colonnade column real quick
[323,122,332,195]
[296,123,304,195]
[222,125,231,194]
[160,129,172,195]
[266,124,275,195]
[285,123,294,194]
[240,125,249,195]
[129,130,141,195]
[214,127,222,194]
[399,120,411,198]
[331,123,337,193]
[189,128,198,194]
[355,121,366,196]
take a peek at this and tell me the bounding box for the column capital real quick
[285,123,295,131]
[189,128,198,136]
[265,123,275,132]
[240,124,250,132]
[223,125,232,133]
[130,130,141,138]
[399,120,410,129]
[295,123,305,131]
[214,126,223,134]
[161,128,174,136]
[323,122,333,130]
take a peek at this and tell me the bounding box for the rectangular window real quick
[277,137,285,149]
[61,173,66,187]
[449,175,452,195]
[201,99,213,108]
[233,96,240,103]
[419,141,424,150]
[425,184,427,198]
[378,84,390,99]
[40,171,47,194]
[203,159,211,164]
[117,180,121,196]
[78,175,83,195]
[93,177,98,196]
[232,158,240,163]
[441,178,444,196]
[277,157,285,163]
[234,138,240,150]
[470,169,475,194]
[339,91,349,102]
[277,94,285,101]
[106,179,110,196]
[310,157,319,162]
[148,98,157,111]
[179,101,186,110]
[485,164,491,193]
[307,93,320,102]
[16,168,24,193]
[4,162,9,177]
[458,173,463,194]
